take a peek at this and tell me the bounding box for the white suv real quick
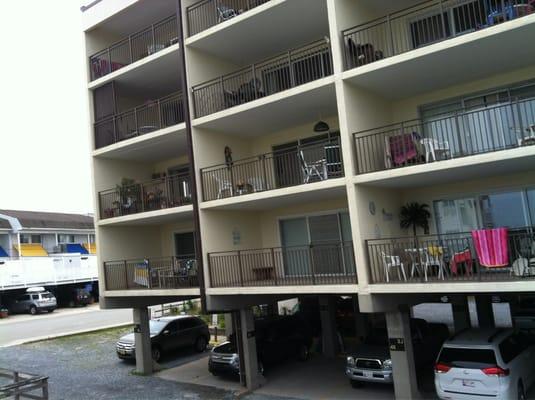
[435,329,535,400]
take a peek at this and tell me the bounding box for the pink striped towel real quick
[471,228,509,268]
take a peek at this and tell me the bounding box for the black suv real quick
[116,315,210,362]
[209,314,312,377]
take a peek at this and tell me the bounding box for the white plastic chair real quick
[421,138,450,163]
[408,248,445,281]
[299,150,324,183]
[381,252,407,282]
[214,176,233,199]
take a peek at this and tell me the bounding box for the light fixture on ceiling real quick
[313,120,330,132]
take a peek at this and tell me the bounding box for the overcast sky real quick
[0,2,93,214]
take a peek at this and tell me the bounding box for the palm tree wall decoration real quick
[400,202,431,236]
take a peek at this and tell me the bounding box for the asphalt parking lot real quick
[0,326,297,400]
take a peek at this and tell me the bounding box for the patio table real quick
[450,249,473,275]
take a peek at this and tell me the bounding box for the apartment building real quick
[83,0,535,397]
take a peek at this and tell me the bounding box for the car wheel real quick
[195,336,207,352]
[350,380,363,388]
[297,343,309,361]
[151,346,161,362]
[29,306,37,315]
[518,381,526,400]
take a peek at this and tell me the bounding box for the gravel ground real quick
[0,327,299,400]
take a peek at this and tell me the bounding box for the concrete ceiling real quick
[187,0,330,65]
[346,18,535,100]
[194,80,338,136]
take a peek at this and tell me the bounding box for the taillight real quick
[435,362,451,373]
[481,366,509,377]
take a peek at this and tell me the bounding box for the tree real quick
[400,202,430,237]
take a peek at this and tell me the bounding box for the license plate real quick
[462,380,476,387]
[118,349,126,355]
[363,371,373,378]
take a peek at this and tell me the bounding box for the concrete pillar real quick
[452,301,470,334]
[468,295,494,328]
[224,313,233,337]
[240,308,264,390]
[319,295,338,358]
[133,307,152,375]
[353,297,369,343]
[386,308,421,400]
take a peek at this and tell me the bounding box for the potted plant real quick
[0,307,8,318]
[399,202,431,236]
[115,178,137,213]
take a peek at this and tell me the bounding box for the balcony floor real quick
[98,205,193,226]
[343,14,535,99]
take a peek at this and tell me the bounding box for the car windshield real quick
[438,347,497,368]
[149,320,168,334]
[41,293,54,299]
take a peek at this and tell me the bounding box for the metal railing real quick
[99,173,192,219]
[208,242,357,288]
[191,39,333,118]
[0,368,48,399]
[94,91,185,149]
[342,0,535,70]
[89,15,179,81]
[366,228,535,284]
[104,255,198,290]
[353,96,535,174]
[200,138,343,201]
[186,0,271,36]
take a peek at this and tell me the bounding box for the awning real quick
[14,243,48,257]
[66,243,89,254]
[83,243,96,254]
[0,245,8,257]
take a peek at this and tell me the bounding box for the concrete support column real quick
[240,308,264,390]
[468,295,494,328]
[224,313,233,337]
[353,297,369,343]
[386,308,421,400]
[133,307,152,375]
[319,295,338,357]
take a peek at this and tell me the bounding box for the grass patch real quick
[25,325,133,347]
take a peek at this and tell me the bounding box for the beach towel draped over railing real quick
[471,228,509,268]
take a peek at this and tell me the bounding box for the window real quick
[499,335,525,364]
[179,318,198,330]
[58,234,75,244]
[32,294,39,300]
[165,321,179,333]
[480,192,528,229]
[18,295,30,301]
[20,234,42,244]
[438,347,497,368]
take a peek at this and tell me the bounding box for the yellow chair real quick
[14,243,48,257]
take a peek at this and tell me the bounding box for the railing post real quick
[387,13,395,57]
[237,250,244,286]
[208,254,213,288]
[454,111,464,156]
[128,35,133,63]
[134,107,139,137]
[112,116,118,144]
[107,48,112,75]
[124,260,128,289]
[151,24,156,52]
[288,51,295,87]
[261,155,268,191]
[309,245,316,285]
[251,64,257,99]
[140,183,145,212]
[439,0,447,39]
[271,248,277,285]
[147,259,153,289]
[157,99,162,130]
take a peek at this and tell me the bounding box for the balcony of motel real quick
[341,0,535,73]
[202,201,357,293]
[348,70,535,186]
[85,0,180,83]
[196,116,344,209]
[353,168,535,292]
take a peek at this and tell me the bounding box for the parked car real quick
[435,329,535,400]
[8,287,57,315]
[116,315,209,362]
[209,314,312,377]
[60,287,91,307]
[346,318,448,387]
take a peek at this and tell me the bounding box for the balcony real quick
[342,0,535,72]
[94,92,185,150]
[186,0,271,36]
[104,256,198,290]
[353,97,535,175]
[208,242,357,288]
[200,138,343,202]
[99,173,192,220]
[89,15,179,81]
[191,38,333,119]
[366,228,535,286]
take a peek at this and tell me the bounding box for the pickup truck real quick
[345,318,449,388]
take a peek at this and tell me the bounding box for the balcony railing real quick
[342,0,534,70]
[104,255,198,290]
[191,39,333,118]
[208,242,357,288]
[200,138,343,201]
[187,0,271,36]
[366,228,535,284]
[353,97,535,174]
[89,15,179,81]
[99,173,192,220]
[94,92,185,149]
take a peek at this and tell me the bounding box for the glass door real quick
[308,214,343,274]
[280,218,310,276]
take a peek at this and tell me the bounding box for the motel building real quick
[82,0,535,398]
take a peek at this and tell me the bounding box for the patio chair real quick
[411,247,446,281]
[471,228,510,273]
[217,5,239,23]
[299,150,325,183]
[421,138,450,163]
[381,252,407,282]
[247,177,265,192]
[214,176,233,199]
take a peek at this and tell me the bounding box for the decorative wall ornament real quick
[369,201,376,215]
[382,208,393,221]
[232,228,241,246]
